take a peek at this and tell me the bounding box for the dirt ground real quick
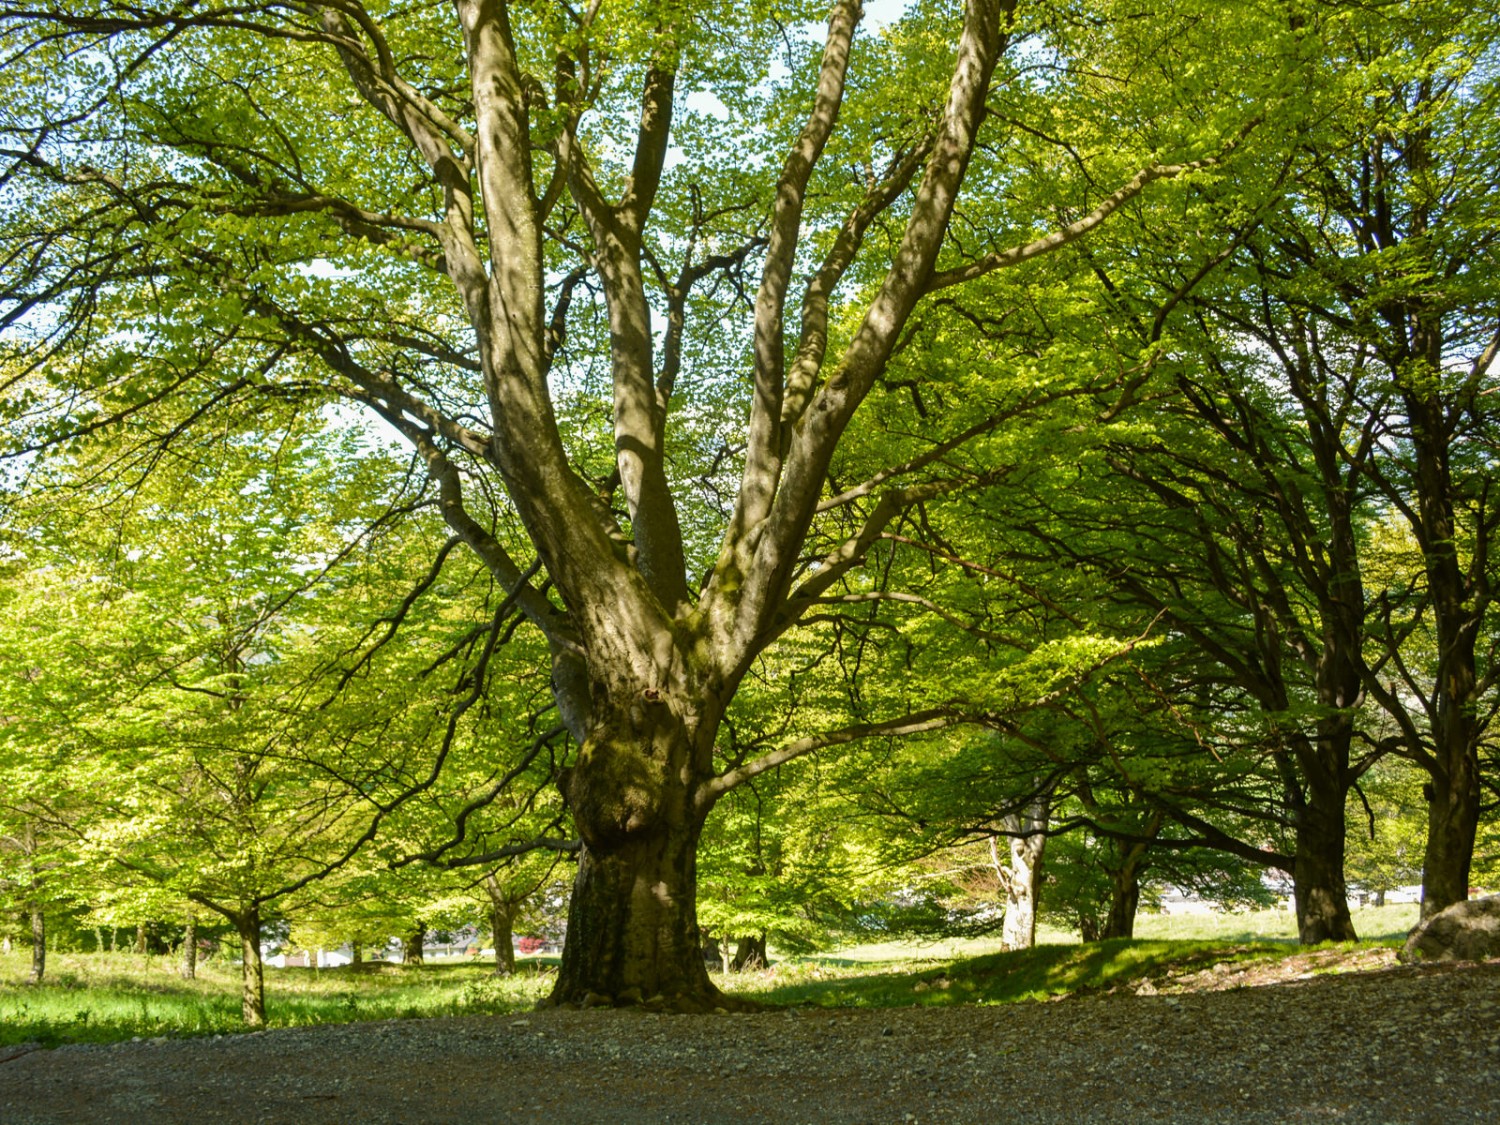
[2,952,1498,1124]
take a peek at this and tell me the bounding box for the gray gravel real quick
[2,960,1498,1123]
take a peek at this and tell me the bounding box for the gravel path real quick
[3,959,1498,1124]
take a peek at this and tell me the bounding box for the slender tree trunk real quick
[181,916,197,980]
[27,905,45,985]
[134,922,147,956]
[483,873,516,976]
[235,905,266,1027]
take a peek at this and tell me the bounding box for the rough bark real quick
[1285,743,1358,944]
[1407,386,1486,918]
[551,744,721,1009]
[234,905,265,1027]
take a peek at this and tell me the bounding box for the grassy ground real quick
[719,938,1296,1008]
[808,903,1420,964]
[1,904,1420,1048]
[0,953,552,1048]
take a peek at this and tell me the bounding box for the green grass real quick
[719,903,1419,1009]
[2,904,1420,1047]
[721,939,1294,1008]
[1130,902,1419,943]
[0,952,551,1049]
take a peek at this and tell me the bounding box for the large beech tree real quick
[0,0,1277,1007]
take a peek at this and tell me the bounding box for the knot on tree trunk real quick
[564,737,669,847]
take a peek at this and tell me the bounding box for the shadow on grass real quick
[733,939,1293,1010]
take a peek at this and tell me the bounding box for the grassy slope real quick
[0,905,1420,1048]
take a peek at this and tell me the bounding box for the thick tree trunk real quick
[1100,832,1154,941]
[1101,863,1143,941]
[549,691,735,1011]
[551,822,720,1009]
[1401,343,1486,917]
[1103,877,1139,941]
[1291,771,1357,944]
[27,905,45,985]
[351,942,363,968]
[181,916,197,980]
[484,874,516,976]
[552,810,720,1014]
[1422,752,1481,917]
[731,934,767,972]
[404,926,425,965]
[134,922,147,956]
[235,905,265,1027]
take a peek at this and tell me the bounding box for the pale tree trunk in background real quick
[134,923,147,956]
[181,916,197,980]
[993,794,1049,951]
[27,905,45,985]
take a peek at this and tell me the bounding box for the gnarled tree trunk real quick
[993,793,1049,951]
[552,705,722,1009]
[731,934,768,972]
